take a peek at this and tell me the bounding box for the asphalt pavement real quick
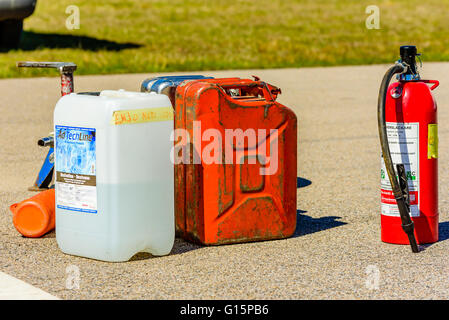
[1,64,449,299]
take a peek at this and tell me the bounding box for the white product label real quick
[55,126,97,213]
[381,122,420,217]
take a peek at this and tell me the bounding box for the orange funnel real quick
[10,189,55,238]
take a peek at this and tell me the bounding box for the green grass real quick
[3,0,449,78]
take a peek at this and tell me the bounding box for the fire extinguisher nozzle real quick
[408,235,420,253]
[401,221,420,253]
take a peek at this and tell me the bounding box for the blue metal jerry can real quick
[141,75,213,105]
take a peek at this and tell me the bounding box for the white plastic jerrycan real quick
[54,90,174,262]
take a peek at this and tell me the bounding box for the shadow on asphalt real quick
[438,221,449,242]
[297,177,311,188]
[18,31,141,52]
[129,238,201,262]
[294,210,347,237]
[295,176,347,237]
[398,222,449,252]
[109,177,321,261]
[131,220,449,260]
[41,230,55,238]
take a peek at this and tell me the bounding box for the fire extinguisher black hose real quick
[377,64,420,253]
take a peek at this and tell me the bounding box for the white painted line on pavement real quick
[0,272,59,300]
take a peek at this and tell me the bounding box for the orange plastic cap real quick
[10,189,55,238]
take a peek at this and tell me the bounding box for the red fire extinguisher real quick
[378,45,439,253]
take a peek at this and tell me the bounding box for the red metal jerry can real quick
[174,77,297,245]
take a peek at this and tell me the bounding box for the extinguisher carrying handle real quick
[422,80,439,91]
[403,79,440,91]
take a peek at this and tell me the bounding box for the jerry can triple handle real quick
[219,81,281,102]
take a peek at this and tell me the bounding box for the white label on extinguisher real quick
[381,122,420,217]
